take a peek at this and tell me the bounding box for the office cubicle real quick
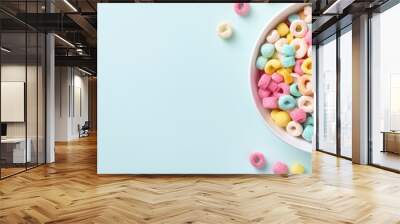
[0,1,46,179]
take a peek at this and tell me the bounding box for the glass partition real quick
[317,36,337,154]
[0,31,28,177]
[0,1,46,179]
[339,28,352,158]
[370,3,400,171]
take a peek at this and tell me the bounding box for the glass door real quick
[317,36,337,155]
[339,27,352,159]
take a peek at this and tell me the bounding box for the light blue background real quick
[98,3,311,174]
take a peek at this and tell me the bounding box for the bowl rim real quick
[249,3,313,153]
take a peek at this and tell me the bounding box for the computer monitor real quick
[1,123,7,137]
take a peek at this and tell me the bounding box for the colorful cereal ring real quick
[302,125,314,142]
[290,162,305,174]
[290,83,302,97]
[298,75,313,96]
[277,68,293,84]
[301,58,312,74]
[297,96,314,113]
[290,20,308,38]
[216,22,233,39]
[272,161,288,175]
[264,59,281,74]
[249,152,266,169]
[233,3,250,16]
[276,23,289,36]
[304,115,314,126]
[271,110,291,128]
[286,121,303,137]
[291,38,307,59]
[278,95,296,110]
[274,83,290,97]
[294,59,304,75]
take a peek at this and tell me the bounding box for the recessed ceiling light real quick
[78,67,93,76]
[63,0,78,12]
[54,34,75,48]
[1,47,11,53]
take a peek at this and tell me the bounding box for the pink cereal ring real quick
[291,38,307,59]
[290,20,307,38]
[307,45,312,58]
[271,73,284,83]
[272,161,288,175]
[249,152,266,169]
[258,74,272,89]
[233,3,250,16]
[273,83,290,97]
[262,96,278,109]
[294,59,304,75]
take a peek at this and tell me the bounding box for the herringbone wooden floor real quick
[1,135,400,224]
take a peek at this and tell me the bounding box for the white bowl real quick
[249,3,312,153]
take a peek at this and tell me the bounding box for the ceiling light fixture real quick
[323,0,355,15]
[78,67,93,76]
[1,47,11,53]
[54,34,75,48]
[63,0,78,12]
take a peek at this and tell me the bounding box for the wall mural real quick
[98,3,313,174]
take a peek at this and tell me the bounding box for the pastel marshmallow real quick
[258,88,271,98]
[266,30,280,43]
[258,74,272,89]
[260,43,275,58]
[290,108,307,123]
[262,96,279,109]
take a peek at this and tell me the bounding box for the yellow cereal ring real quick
[301,58,312,74]
[286,32,294,43]
[264,59,281,74]
[276,23,289,37]
[270,110,291,128]
[290,163,305,174]
[277,68,293,84]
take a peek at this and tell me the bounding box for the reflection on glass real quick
[317,37,337,154]
[371,3,400,171]
[340,29,352,158]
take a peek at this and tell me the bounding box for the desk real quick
[1,138,31,163]
[381,131,400,154]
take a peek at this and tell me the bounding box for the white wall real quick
[55,67,89,141]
